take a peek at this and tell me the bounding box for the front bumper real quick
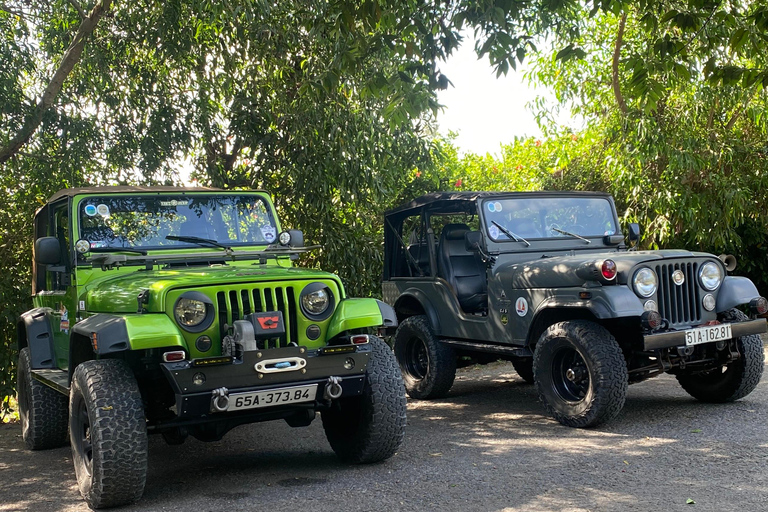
[643,319,767,351]
[160,344,370,418]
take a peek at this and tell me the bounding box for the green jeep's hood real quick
[495,249,716,289]
[84,266,341,313]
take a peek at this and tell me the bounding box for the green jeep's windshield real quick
[78,194,277,250]
[482,196,617,241]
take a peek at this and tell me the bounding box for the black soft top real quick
[47,185,271,203]
[385,190,612,220]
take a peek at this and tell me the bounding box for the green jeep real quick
[17,186,406,508]
[383,192,767,428]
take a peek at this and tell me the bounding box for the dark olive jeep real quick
[383,191,767,428]
[17,186,406,509]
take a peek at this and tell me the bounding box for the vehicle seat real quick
[437,224,487,313]
[510,219,542,239]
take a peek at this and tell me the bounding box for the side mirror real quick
[628,223,641,242]
[34,237,62,265]
[465,231,482,252]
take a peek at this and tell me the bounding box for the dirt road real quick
[2,358,767,512]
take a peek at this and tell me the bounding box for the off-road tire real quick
[533,321,628,428]
[322,337,407,463]
[511,357,535,384]
[676,309,765,402]
[17,347,69,450]
[69,359,148,509]
[394,315,456,399]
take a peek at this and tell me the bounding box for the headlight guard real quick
[174,291,214,332]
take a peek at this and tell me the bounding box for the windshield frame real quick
[73,192,280,253]
[478,194,620,249]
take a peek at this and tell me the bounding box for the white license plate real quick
[227,384,317,412]
[685,324,732,346]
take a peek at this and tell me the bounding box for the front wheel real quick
[533,321,628,428]
[676,309,765,402]
[70,359,148,509]
[394,315,456,399]
[321,337,407,463]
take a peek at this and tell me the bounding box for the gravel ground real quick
[2,351,767,512]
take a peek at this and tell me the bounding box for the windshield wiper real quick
[551,227,591,244]
[166,235,231,251]
[89,247,148,255]
[492,221,530,247]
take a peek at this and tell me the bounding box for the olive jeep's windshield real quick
[77,195,278,250]
[482,196,617,242]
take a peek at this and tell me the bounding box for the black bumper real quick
[643,319,767,351]
[160,344,371,418]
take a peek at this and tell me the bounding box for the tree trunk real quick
[612,13,628,115]
[0,0,113,164]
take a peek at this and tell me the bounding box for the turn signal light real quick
[601,259,617,281]
[750,297,768,316]
[162,350,186,363]
[641,311,662,330]
[350,334,370,345]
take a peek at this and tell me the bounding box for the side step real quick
[440,339,532,358]
[31,369,70,395]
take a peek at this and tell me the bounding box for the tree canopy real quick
[2,0,768,410]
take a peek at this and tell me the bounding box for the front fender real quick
[717,276,760,313]
[325,299,396,340]
[536,286,644,320]
[18,308,56,369]
[71,313,186,355]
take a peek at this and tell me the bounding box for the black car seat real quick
[437,223,487,313]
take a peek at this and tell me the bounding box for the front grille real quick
[654,262,701,326]
[216,286,299,346]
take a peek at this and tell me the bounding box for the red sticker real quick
[257,316,280,330]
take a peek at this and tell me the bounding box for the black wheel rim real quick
[551,345,590,402]
[404,336,429,380]
[72,397,93,477]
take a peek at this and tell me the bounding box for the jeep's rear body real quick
[19,186,395,440]
[383,192,766,379]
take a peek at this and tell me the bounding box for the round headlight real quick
[633,267,658,298]
[302,288,330,315]
[699,262,722,291]
[299,283,335,320]
[279,231,292,246]
[175,298,207,327]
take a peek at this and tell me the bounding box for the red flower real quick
[571,134,578,141]
[415,171,422,178]
[455,178,463,187]
[535,140,542,147]
[515,164,523,171]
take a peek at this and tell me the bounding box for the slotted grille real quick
[217,286,298,346]
[654,262,701,326]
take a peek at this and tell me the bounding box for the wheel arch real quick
[393,290,440,333]
[527,306,600,348]
[17,308,56,369]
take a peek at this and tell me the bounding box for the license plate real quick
[685,324,732,346]
[227,384,317,412]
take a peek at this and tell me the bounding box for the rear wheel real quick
[17,347,69,450]
[322,337,406,463]
[70,359,148,509]
[511,357,535,384]
[533,321,628,428]
[676,309,764,402]
[394,315,456,399]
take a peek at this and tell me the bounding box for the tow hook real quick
[324,376,343,400]
[211,387,230,412]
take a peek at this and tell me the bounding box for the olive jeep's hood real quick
[495,249,716,289]
[84,266,340,313]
